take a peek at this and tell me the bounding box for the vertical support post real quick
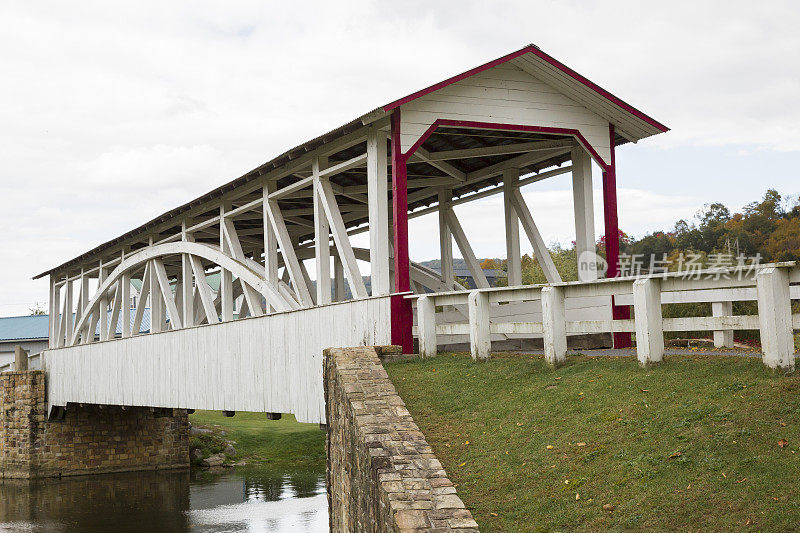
[712,301,734,348]
[468,290,490,361]
[263,183,279,312]
[503,168,522,286]
[48,276,59,347]
[633,278,664,366]
[78,268,88,342]
[542,286,567,368]
[149,254,164,334]
[438,189,454,289]
[314,156,332,304]
[64,278,74,345]
[181,221,194,327]
[572,145,597,282]
[756,267,794,370]
[220,203,234,321]
[333,254,345,301]
[99,262,109,341]
[368,126,390,296]
[602,124,631,348]
[121,268,132,338]
[417,295,437,358]
[391,110,413,353]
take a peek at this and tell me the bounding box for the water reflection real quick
[0,467,327,532]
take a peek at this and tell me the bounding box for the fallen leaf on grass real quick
[669,451,683,459]
[778,439,789,448]
[575,493,580,500]
[458,462,466,467]
[576,442,586,447]
[603,504,615,511]
[546,445,554,450]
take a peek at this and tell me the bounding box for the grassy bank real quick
[189,411,325,469]
[385,352,800,531]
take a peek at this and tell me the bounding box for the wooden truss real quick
[47,119,599,349]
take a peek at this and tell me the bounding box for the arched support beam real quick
[71,242,292,345]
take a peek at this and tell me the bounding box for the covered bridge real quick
[34,44,668,422]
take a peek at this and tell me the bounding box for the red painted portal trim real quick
[390,110,413,353]
[405,119,610,169]
[602,124,631,348]
[383,45,668,133]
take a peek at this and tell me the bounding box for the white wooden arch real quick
[70,242,293,346]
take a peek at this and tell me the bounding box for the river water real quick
[0,466,328,532]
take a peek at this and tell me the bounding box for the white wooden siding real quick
[400,63,612,164]
[43,296,392,424]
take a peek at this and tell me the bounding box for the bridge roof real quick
[36,44,667,280]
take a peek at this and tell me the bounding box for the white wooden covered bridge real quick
[35,45,798,424]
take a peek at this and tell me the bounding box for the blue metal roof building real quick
[0,315,50,342]
[0,311,153,368]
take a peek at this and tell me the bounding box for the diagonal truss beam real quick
[152,257,182,329]
[222,217,265,316]
[510,187,562,284]
[315,176,368,298]
[443,208,490,289]
[264,198,314,306]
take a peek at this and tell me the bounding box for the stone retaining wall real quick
[325,346,479,532]
[1,371,189,478]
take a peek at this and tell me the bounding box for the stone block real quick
[325,346,478,531]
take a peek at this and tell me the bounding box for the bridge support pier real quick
[1,371,189,479]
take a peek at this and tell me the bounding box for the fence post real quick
[417,295,437,358]
[756,267,794,370]
[633,278,664,366]
[712,301,734,348]
[14,345,28,372]
[541,286,566,368]
[468,290,490,361]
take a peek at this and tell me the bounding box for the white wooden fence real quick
[42,295,392,424]
[411,263,800,370]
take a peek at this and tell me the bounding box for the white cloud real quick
[0,0,798,315]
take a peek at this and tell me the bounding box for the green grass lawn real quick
[189,411,325,468]
[385,352,800,532]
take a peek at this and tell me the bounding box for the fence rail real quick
[408,263,799,370]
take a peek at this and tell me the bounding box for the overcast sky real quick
[1,1,798,316]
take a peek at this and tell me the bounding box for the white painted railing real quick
[409,263,799,370]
